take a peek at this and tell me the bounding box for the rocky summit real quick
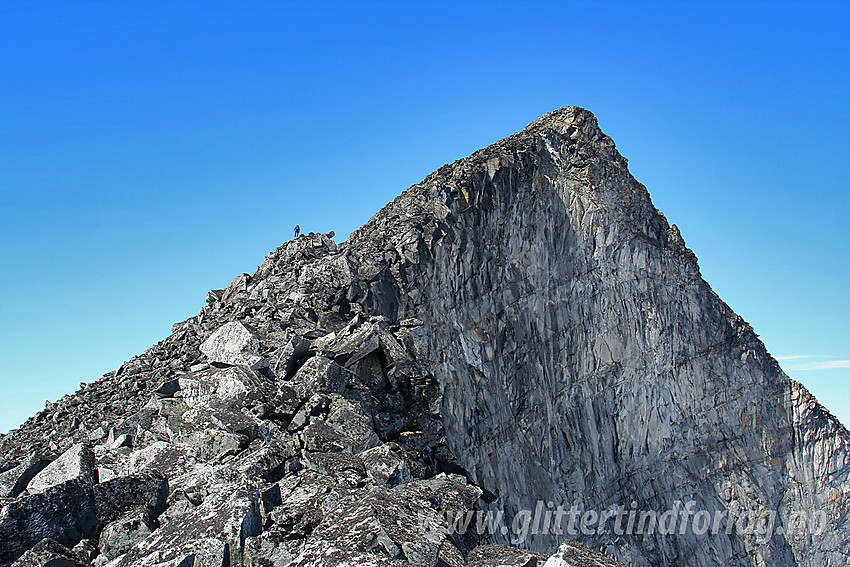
[1,107,848,567]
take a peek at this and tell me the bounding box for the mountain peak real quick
[0,109,847,567]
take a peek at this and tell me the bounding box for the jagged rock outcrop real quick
[0,107,847,566]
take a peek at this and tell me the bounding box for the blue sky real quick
[1,1,847,433]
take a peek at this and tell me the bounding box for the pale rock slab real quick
[200,322,267,369]
[26,444,95,494]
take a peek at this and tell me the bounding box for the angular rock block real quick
[541,541,625,567]
[200,321,267,369]
[109,488,260,567]
[93,473,169,526]
[97,509,154,561]
[0,455,49,498]
[26,444,95,494]
[9,539,86,567]
[0,478,97,565]
[360,444,412,487]
[467,544,547,567]
[0,472,170,565]
[273,334,309,378]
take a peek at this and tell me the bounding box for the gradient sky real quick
[1,1,848,434]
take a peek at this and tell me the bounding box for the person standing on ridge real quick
[294,225,300,238]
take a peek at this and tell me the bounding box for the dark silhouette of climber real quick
[294,225,300,238]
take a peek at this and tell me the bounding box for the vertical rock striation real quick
[0,107,847,566]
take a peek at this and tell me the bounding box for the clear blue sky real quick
[1,1,847,434]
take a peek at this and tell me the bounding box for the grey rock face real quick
[339,108,850,564]
[27,444,95,494]
[9,539,86,567]
[200,321,268,369]
[0,455,48,498]
[0,473,168,566]
[97,509,154,561]
[0,107,847,566]
[0,478,98,564]
[92,473,168,527]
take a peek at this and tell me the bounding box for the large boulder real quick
[301,452,366,488]
[109,487,261,567]
[0,455,49,498]
[128,441,197,479]
[178,367,275,410]
[360,444,413,487]
[243,531,294,567]
[0,478,97,565]
[9,539,86,567]
[92,473,169,527]
[300,474,484,566]
[200,322,268,369]
[0,472,169,565]
[26,445,95,494]
[97,509,154,561]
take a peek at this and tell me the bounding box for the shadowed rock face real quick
[0,107,847,566]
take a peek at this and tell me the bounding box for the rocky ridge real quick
[1,107,848,566]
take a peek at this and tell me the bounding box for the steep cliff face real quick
[0,107,847,567]
[340,108,850,565]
